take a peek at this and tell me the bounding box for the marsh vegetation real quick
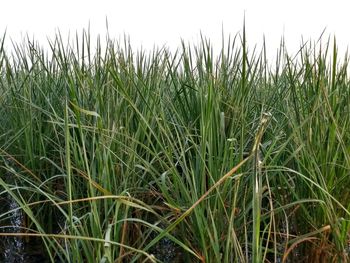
[0,29,349,262]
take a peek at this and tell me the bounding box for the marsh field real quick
[0,29,349,262]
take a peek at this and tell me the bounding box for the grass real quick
[0,28,350,262]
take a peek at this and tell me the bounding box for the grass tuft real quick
[0,28,350,262]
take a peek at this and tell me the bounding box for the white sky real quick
[1,0,350,60]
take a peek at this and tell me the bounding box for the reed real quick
[0,28,349,262]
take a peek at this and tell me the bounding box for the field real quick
[0,29,350,262]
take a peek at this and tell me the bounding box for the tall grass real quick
[0,29,349,262]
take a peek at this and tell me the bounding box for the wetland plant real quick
[0,29,349,262]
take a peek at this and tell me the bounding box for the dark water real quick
[0,187,49,263]
[0,193,183,263]
[150,236,183,263]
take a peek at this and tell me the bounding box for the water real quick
[1,196,25,262]
[150,236,183,263]
[148,219,183,263]
[0,181,49,263]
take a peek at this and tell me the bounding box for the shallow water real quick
[0,180,49,263]
[150,236,183,263]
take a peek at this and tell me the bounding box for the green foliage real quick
[0,29,349,262]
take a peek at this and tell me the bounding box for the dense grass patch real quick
[0,30,350,262]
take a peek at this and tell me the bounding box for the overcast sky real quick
[1,0,350,60]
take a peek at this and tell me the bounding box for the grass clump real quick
[0,29,350,262]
